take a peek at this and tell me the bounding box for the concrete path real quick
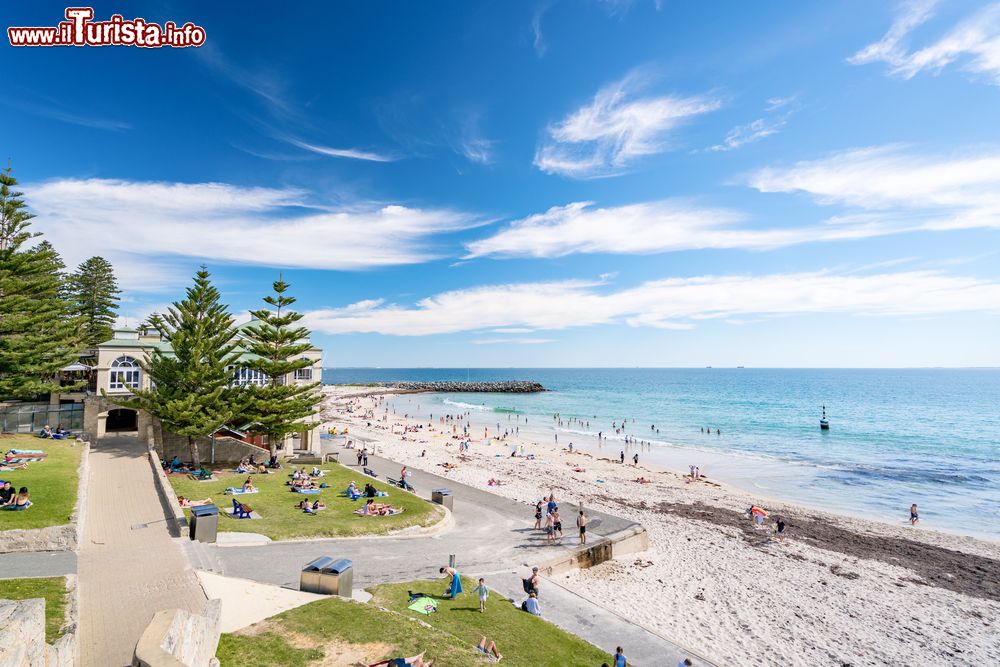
[77,436,207,667]
[185,453,701,665]
[0,551,76,579]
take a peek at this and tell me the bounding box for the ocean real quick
[323,368,1000,539]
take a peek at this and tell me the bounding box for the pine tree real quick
[68,256,120,347]
[0,166,82,400]
[241,277,321,459]
[113,267,239,467]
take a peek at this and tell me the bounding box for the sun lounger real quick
[231,499,253,519]
[224,487,259,495]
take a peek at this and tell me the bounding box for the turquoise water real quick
[324,368,1000,539]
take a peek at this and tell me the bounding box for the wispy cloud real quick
[283,136,397,162]
[534,72,721,178]
[456,113,496,165]
[196,42,293,114]
[532,2,553,56]
[463,196,939,260]
[302,270,1000,336]
[708,95,798,152]
[849,1,1000,86]
[26,178,482,292]
[472,337,556,345]
[4,98,130,132]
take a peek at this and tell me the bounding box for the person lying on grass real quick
[177,496,213,508]
[298,499,326,512]
[355,498,402,516]
[365,650,434,667]
[476,636,502,662]
[0,462,29,472]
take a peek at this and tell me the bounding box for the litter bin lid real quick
[190,504,218,517]
[432,488,452,495]
[303,556,336,572]
[324,559,353,574]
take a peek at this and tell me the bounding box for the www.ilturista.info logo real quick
[8,7,206,48]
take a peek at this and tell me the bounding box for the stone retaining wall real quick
[0,598,75,667]
[377,380,546,393]
[132,599,222,667]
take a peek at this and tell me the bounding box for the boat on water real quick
[820,405,830,430]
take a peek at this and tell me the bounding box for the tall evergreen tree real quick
[113,267,239,467]
[0,165,81,400]
[241,277,321,459]
[68,256,120,347]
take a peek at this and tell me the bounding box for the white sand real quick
[320,386,1000,666]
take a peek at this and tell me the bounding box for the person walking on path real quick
[545,511,556,544]
[472,577,489,613]
[613,646,628,667]
[633,453,639,466]
[577,509,588,544]
[552,507,563,540]
[523,566,540,596]
[440,566,463,599]
[356,449,363,466]
[362,447,369,467]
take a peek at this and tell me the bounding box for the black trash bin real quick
[189,504,219,543]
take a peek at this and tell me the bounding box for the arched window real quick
[109,356,141,391]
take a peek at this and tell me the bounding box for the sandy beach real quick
[320,386,1000,666]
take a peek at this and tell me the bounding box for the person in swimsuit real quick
[775,518,786,542]
[552,507,563,539]
[577,510,588,544]
[910,503,919,525]
[533,501,543,530]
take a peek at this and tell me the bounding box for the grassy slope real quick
[0,435,82,530]
[167,461,443,540]
[0,576,69,643]
[218,577,610,667]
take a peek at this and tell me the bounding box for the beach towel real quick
[448,572,463,598]
[224,487,259,495]
[353,507,404,516]
[4,501,31,511]
[407,596,438,615]
[293,488,321,495]
[9,449,45,455]
[4,456,45,464]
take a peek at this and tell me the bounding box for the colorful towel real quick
[9,449,45,455]
[293,488,321,495]
[448,573,463,598]
[224,487,259,495]
[407,596,438,615]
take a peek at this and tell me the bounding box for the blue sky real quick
[5,0,1000,367]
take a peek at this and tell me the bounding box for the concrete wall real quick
[0,598,76,667]
[132,599,221,667]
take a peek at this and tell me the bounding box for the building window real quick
[109,356,141,391]
[294,366,313,381]
[228,366,268,387]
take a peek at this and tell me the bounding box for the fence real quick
[0,402,85,434]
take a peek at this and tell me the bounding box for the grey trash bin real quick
[300,557,353,597]
[431,488,454,511]
[189,504,219,543]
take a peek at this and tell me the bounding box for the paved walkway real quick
[185,452,700,665]
[77,436,207,667]
[0,551,76,579]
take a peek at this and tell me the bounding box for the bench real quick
[363,467,377,478]
[232,499,253,519]
[388,477,414,492]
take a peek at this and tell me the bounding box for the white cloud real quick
[532,2,552,56]
[284,136,396,162]
[464,198,927,260]
[472,338,556,345]
[26,178,482,292]
[748,145,1000,216]
[849,1,1000,86]
[302,270,1000,336]
[456,113,496,165]
[534,73,720,178]
[709,117,784,152]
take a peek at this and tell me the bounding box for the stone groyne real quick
[381,380,546,393]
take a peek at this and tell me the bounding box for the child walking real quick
[473,577,489,612]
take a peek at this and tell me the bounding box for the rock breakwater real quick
[382,380,545,393]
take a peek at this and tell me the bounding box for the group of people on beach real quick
[533,493,588,545]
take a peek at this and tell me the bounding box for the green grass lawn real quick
[167,461,443,541]
[0,577,69,643]
[217,577,609,667]
[0,434,82,530]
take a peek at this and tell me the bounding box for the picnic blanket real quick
[407,596,438,615]
[224,487,260,495]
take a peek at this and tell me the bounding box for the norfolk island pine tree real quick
[240,277,322,460]
[110,267,240,468]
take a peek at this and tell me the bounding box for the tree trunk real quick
[269,432,279,460]
[188,435,201,469]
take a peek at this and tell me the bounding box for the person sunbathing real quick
[12,487,31,509]
[0,462,29,471]
[39,425,53,439]
[346,481,360,496]
[256,463,268,474]
[177,496,213,508]
[476,637,502,662]
[634,477,650,484]
[367,651,433,667]
[242,477,256,493]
